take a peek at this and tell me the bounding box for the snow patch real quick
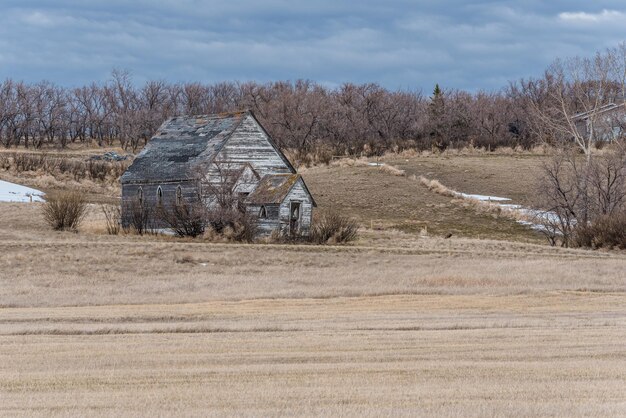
[0,180,45,203]
[455,190,561,233]
[456,193,511,202]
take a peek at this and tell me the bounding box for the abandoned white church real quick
[120,110,316,237]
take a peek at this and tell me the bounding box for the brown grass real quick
[385,154,548,205]
[304,162,540,241]
[1,294,625,417]
[1,202,625,308]
[2,153,626,416]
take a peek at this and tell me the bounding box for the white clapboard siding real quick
[278,178,313,236]
[217,115,294,177]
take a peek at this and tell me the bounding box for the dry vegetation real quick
[304,157,541,241]
[0,147,126,203]
[2,153,626,416]
[383,152,548,205]
[2,294,625,417]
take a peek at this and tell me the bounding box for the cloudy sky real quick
[0,0,625,91]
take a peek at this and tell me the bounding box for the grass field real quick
[1,152,626,416]
[302,154,545,241]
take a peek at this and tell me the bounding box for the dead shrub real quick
[205,206,257,242]
[101,204,121,235]
[41,191,87,231]
[70,160,85,181]
[0,153,10,170]
[14,153,49,172]
[157,201,208,238]
[310,210,359,244]
[1,152,130,184]
[122,200,155,235]
[573,212,626,249]
[87,160,108,182]
[230,212,258,243]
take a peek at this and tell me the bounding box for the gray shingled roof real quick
[121,111,247,184]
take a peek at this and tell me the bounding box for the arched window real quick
[176,186,182,205]
[156,186,163,205]
[259,205,267,219]
[137,186,143,205]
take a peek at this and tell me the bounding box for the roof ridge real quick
[173,109,252,120]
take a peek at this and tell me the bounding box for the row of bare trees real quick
[0,72,540,160]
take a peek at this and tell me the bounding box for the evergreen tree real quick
[428,84,446,150]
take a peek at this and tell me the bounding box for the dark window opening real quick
[156,186,163,205]
[289,201,301,234]
[259,205,267,219]
[137,186,143,205]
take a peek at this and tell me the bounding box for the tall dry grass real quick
[0,152,129,183]
[418,175,457,197]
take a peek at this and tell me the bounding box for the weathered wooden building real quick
[120,110,316,236]
[572,102,626,142]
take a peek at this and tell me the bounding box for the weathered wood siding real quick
[278,179,313,236]
[121,180,200,228]
[247,204,281,236]
[217,115,294,177]
[201,114,292,198]
[232,165,260,195]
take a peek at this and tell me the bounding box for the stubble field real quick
[1,152,625,416]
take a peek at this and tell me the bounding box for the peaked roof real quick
[121,111,248,184]
[572,102,626,121]
[246,174,317,207]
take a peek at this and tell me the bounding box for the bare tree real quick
[535,146,626,246]
[526,44,626,159]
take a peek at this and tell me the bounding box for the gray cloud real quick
[0,1,624,91]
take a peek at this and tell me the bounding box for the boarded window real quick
[137,186,143,205]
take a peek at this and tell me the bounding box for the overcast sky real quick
[0,1,625,92]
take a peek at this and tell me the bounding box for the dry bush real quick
[533,148,626,247]
[0,152,129,184]
[101,204,121,235]
[13,153,49,172]
[574,212,626,249]
[122,200,155,235]
[310,210,359,244]
[155,196,257,241]
[157,202,207,238]
[87,160,108,182]
[41,191,87,231]
[205,206,257,242]
[229,212,258,243]
[0,153,12,170]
